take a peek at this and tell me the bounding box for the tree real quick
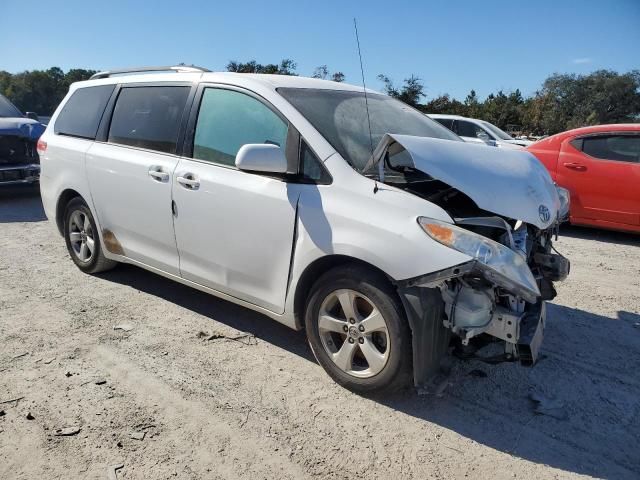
[377,74,424,107]
[0,67,96,115]
[312,65,345,82]
[226,59,297,75]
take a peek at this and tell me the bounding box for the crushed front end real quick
[0,133,41,185]
[369,134,572,387]
[415,216,568,365]
[0,98,45,186]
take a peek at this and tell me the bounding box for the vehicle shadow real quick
[0,186,46,223]
[98,264,314,362]
[561,224,640,247]
[100,264,640,479]
[376,302,640,479]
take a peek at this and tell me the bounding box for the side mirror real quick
[25,112,40,121]
[235,144,288,174]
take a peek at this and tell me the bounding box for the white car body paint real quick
[39,72,554,332]
[428,114,533,149]
[368,134,560,230]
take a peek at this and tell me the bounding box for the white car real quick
[429,114,533,149]
[38,66,569,393]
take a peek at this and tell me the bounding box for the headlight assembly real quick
[418,217,540,302]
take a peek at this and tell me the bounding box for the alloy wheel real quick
[317,289,390,378]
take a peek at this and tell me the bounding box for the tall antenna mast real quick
[353,18,377,184]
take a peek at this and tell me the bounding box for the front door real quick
[558,133,640,226]
[86,85,192,274]
[172,86,299,313]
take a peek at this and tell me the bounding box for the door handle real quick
[563,162,587,172]
[148,166,170,182]
[176,173,200,190]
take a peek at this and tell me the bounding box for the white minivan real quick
[38,66,569,393]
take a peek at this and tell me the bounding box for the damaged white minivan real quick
[39,66,570,393]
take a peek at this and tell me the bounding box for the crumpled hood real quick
[370,134,560,229]
[0,118,46,141]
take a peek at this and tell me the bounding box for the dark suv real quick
[0,94,46,186]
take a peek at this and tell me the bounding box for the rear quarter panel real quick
[526,135,563,180]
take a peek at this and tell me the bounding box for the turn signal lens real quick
[422,223,454,246]
[37,139,47,154]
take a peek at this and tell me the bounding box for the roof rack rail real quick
[89,65,211,80]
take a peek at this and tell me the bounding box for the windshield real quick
[0,94,23,118]
[480,120,513,141]
[278,88,460,171]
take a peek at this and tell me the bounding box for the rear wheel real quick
[64,197,117,274]
[305,265,412,394]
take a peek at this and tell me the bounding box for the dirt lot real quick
[1,187,639,480]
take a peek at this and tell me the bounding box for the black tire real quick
[304,264,412,394]
[63,197,117,274]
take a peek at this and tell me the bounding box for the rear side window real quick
[54,85,115,139]
[434,118,454,130]
[576,135,640,163]
[108,86,190,154]
[193,88,288,166]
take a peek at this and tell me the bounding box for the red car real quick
[527,124,640,234]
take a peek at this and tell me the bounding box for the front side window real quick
[299,141,330,183]
[193,88,288,166]
[108,86,190,154]
[456,120,489,139]
[55,85,115,139]
[578,134,640,163]
[278,88,459,172]
[480,121,513,141]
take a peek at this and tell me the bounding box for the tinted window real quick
[434,118,454,130]
[108,86,190,154]
[278,88,459,172]
[193,88,288,166]
[580,135,640,163]
[300,141,330,183]
[456,120,488,139]
[54,85,115,139]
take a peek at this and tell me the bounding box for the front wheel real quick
[304,265,412,394]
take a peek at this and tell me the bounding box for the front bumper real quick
[0,163,40,185]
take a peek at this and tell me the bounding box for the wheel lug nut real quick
[349,318,356,324]
[348,338,355,344]
[358,325,364,332]
[358,338,364,344]
[343,325,348,332]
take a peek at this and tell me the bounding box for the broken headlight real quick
[418,217,540,302]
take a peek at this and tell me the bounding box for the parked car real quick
[429,114,533,149]
[527,124,640,234]
[0,94,46,186]
[38,66,569,393]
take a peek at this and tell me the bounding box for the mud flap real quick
[397,285,451,388]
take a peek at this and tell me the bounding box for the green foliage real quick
[312,65,345,83]
[226,59,297,75]
[377,74,424,107]
[383,70,639,134]
[0,67,96,115]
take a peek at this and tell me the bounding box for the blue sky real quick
[1,0,638,100]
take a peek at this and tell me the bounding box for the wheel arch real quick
[292,254,401,330]
[55,188,84,235]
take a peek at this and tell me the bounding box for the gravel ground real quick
[1,187,639,480]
